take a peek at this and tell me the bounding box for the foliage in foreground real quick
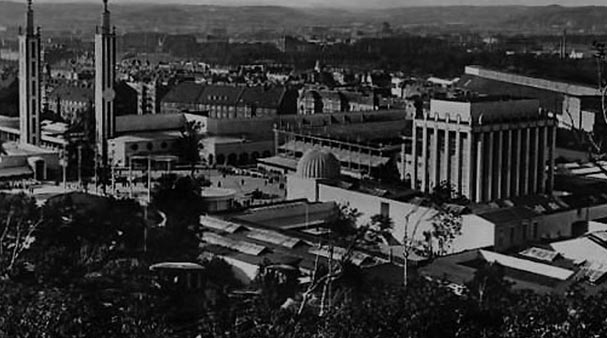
[2,191,607,338]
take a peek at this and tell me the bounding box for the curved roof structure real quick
[296,148,341,180]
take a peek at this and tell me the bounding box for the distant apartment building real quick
[0,48,19,62]
[47,84,94,122]
[391,76,407,98]
[127,80,162,115]
[160,82,297,118]
[276,35,318,53]
[406,96,558,203]
[298,88,376,115]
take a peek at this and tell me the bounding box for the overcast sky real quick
[29,0,607,8]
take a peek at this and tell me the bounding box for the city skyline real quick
[24,0,607,8]
[3,0,607,334]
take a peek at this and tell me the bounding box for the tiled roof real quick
[198,85,244,105]
[160,82,290,110]
[421,249,580,294]
[476,206,539,225]
[239,85,286,108]
[162,81,205,104]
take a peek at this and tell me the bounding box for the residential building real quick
[47,84,93,122]
[160,82,297,117]
[298,88,376,115]
[127,80,160,115]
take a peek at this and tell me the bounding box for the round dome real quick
[296,149,341,179]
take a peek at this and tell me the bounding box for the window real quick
[146,143,153,151]
[380,202,390,218]
[533,222,539,239]
[130,144,139,151]
[161,142,168,149]
[523,223,528,241]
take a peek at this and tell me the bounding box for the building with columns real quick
[407,97,557,203]
[95,0,116,168]
[19,0,41,146]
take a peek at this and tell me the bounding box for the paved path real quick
[0,168,287,206]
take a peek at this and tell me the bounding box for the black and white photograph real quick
[1,0,607,336]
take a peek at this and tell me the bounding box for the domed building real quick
[287,148,341,202]
[296,149,341,180]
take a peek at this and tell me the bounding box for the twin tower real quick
[19,0,116,167]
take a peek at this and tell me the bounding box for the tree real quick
[0,193,40,277]
[401,202,433,288]
[421,209,463,258]
[368,214,394,244]
[430,180,470,206]
[295,204,395,317]
[411,182,466,259]
[0,192,174,337]
[176,120,204,177]
[150,175,204,261]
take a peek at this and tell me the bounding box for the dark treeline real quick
[154,36,602,84]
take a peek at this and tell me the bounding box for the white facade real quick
[408,98,557,203]
[287,175,496,254]
[108,133,179,167]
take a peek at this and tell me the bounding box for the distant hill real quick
[0,2,606,36]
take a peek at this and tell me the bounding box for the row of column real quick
[411,120,556,202]
[412,120,471,196]
[471,123,555,202]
